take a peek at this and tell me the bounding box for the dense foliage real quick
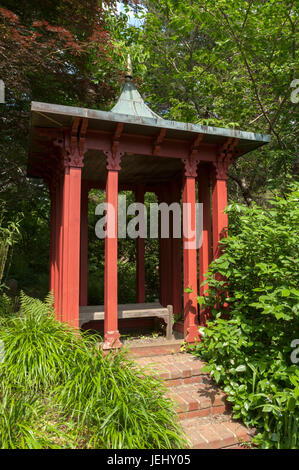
[1,0,298,297]
[0,209,21,288]
[0,292,185,449]
[0,0,119,213]
[113,0,298,204]
[188,185,299,448]
[0,1,139,299]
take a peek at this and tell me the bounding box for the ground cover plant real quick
[188,185,299,449]
[0,292,186,449]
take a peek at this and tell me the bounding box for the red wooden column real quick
[49,178,56,293]
[57,172,64,320]
[48,168,62,319]
[158,182,181,310]
[182,158,200,342]
[198,163,212,325]
[166,185,173,307]
[171,179,182,315]
[135,184,145,303]
[212,160,229,258]
[102,150,123,350]
[60,164,82,328]
[54,173,62,319]
[49,172,60,316]
[211,140,238,258]
[211,149,237,317]
[157,187,170,307]
[54,118,88,327]
[157,189,164,305]
[80,180,89,306]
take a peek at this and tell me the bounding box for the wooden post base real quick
[102,330,122,350]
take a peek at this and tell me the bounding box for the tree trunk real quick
[228,173,253,206]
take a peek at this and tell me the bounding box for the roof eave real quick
[30,101,271,147]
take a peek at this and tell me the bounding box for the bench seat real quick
[79,302,173,339]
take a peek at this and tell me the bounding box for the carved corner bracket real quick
[181,133,203,177]
[104,122,125,171]
[104,150,124,171]
[213,138,239,180]
[53,117,88,169]
[182,156,200,177]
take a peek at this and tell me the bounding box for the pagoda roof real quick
[27,74,270,182]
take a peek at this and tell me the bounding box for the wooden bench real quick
[79,303,173,340]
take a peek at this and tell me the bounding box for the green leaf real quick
[184,287,193,294]
[281,289,290,297]
[287,396,296,412]
[213,370,221,383]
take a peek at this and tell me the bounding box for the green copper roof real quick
[111,77,162,120]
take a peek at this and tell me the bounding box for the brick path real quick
[133,350,254,449]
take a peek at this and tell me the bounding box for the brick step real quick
[133,352,254,449]
[134,352,206,385]
[166,381,230,419]
[127,342,182,358]
[182,416,253,449]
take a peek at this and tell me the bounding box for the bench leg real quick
[166,305,173,340]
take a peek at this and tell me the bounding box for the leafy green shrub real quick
[0,384,48,449]
[0,292,185,449]
[0,293,15,323]
[189,186,299,448]
[0,292,84,391]
[0,211,21,288]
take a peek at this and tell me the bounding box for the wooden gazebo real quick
[27,67,270,349]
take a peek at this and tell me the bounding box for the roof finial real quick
[126,54,133,80]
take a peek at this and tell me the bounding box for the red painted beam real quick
[67,128,217,161]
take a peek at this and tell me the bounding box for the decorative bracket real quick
[53,117,88,169]
[182,156,200,177]
[104,149,124,171]
[213,138,239,180]
[181,134,203,177]
[104,122,125,171]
